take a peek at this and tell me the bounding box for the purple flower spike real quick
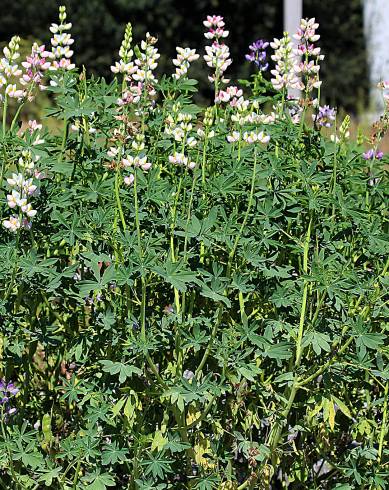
[363,149,384,160]
[245,38,269,71]
[0,378,19,416]
[313,105,336,128]
[376,150,384,160]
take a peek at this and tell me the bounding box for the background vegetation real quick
[0,0,368,112]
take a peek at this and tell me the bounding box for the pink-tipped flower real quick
[49,6,75,71]
[172,47,199,80]
[3,215,21,232]
[20,43,51,98]
[226,131,240,143]
[243,131,270,144]
[293,18,323,95]
[168,151,196,169]
[124,174,135,186]
[215,85,243,105]
[5,84,24,100]
[203,15,232,85]
[271,34,303,92]
[203,16,229,40]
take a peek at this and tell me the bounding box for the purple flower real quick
[363,149,384,160]
[245,39,269,71]
[183,369,194,380]
[0,379,19,417]
[313,105,336,128]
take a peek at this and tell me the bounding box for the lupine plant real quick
[0,7,388,489]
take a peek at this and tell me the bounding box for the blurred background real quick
[0,0,379,121]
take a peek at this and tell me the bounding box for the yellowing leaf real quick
[112,397,126,418]
[186,405,201,426]
[194,435,212,467]
[151,430,168,452]
[332,395,352,418]
[323,398,335,430]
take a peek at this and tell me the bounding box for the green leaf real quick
[100,360,142,383]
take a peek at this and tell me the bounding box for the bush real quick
[0,8,388,490]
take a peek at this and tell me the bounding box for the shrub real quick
[0,7,388,490]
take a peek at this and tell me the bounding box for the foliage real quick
[0,7,388,490]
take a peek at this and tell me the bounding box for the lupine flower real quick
[117,83,143,106]
[0,379,19,410]
[0,36,23,100]
[313,105,336,127]
[168,152,196,169]
[49,6,75,71]
[245,39,269,71]
[203,15,232,84]
[242,131,270,144]
[172,47,199,80]
[215,85,243,105]
[257,112,277,124]
[363,149,384,160]
[20,43,51,100]
[3,157,39,232]
[27,120,43,132]
[270,34,303,92]
[3,215,21,232]
[5,83,24,99]
[124,174,135,186]
[203,15,229,39]
[115,31,159,111]
[226,131,241,143]
[183,370,194,380]
[122,154,152,171]
[164,109,198,149]
[111,23,135,75]
[293,18,323,94]
[133,33,160,86]
[294,18,320,46]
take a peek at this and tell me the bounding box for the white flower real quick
[124,174,135,186]
[6,190,21,208]
[3,215,21,232]
[172,46,199,79]
[243,131,270,144]
[187,137,197,148]
[227,131,240,143]
[5,84,24,99]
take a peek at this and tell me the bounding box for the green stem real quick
[71,459,82,490]
[10,103,24,133]
[377,382,388,464]
[2,95,8,138]
[114,165,126,232]
[295,217,312,367]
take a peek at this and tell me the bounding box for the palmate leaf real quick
[165,439,191,454]
[101,442,128,466]
[153,260,198,292]
[37,467,62,486]
[194,475,220,490]
[200,283,231,307]
[140,452,173,479]
[237,363,262,382]
[100,360,142,383]
[82,471,116,490]
[134,480,167,490]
